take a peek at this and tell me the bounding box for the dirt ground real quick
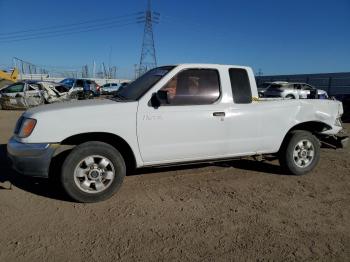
[0,110,349,262]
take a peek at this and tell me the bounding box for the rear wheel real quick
[61,141,126,202]
[279,130,320,175]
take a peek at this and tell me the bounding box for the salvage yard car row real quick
[0,78,128,110]
[0,80,71,110]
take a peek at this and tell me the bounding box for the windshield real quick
[59,78,75,88]
[116,66,175,101]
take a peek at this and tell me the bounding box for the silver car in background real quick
[263,82,328,99]
[100,83,120,95]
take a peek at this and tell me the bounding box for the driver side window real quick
[294,84,302,89]
[160,69,220,105]
[27,84,41,91]
[75,80,84,87]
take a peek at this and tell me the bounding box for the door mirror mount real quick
[150,90,169,109]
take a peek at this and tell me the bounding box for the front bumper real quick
[320,134,349,149]
[338,136,349,148]
[7,137,57,178]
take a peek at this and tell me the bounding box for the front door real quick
[137,68,230,165]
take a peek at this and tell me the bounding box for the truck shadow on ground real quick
[1,143,287,202]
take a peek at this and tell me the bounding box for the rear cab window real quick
[228,68,252,104]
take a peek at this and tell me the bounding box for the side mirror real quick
[151,90,169,109]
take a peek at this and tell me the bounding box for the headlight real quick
[15,117,37,138]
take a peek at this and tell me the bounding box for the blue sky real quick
[0,0,349,78]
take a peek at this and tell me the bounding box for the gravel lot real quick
[0,109,349,261]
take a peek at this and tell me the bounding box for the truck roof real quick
[164,63,252,70]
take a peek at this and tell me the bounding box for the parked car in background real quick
[0,80,70,110]
[59,78,100,99]
[100,83,120,95]
[263,82,328,99]
[257,82,272,97]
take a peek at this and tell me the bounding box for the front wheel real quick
[279,130,320,175]
[61,141,126,202]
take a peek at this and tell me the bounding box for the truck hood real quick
[24,98,122,116]
[20,98,139,143]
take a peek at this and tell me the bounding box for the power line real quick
[0,21,137,43]
[0,12,140,36]
[0,16,138,41]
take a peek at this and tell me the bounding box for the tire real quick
[85,91,94,99]
[76,91,85,100]
[61,141,126,203]
[286,94,295,99]
[70,93,78,100]
[279,130,320,176]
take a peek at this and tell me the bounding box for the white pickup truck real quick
[7,64,348,202]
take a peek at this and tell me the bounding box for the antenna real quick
[138,0,159,76]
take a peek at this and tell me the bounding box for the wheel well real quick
[278,121,331,152]
[289,121,332,133]
[52,132,136,174]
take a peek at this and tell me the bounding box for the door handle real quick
[213,112,225,117]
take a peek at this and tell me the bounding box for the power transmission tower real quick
[138,0,159,76]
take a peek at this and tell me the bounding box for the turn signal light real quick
[18,118,37,138]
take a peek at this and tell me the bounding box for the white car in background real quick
[100,83,120,95]
[263,82,328,99]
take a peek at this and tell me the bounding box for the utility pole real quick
[138,0,159,76]
[134,64,138,80]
